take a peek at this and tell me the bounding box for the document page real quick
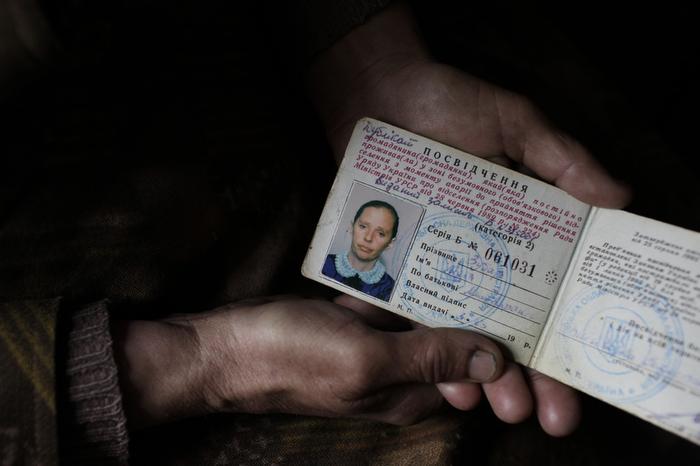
[303,118,590,363]
[533,208,700,445]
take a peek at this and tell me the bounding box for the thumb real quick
[499,92,632,208]
[382,327,504,385]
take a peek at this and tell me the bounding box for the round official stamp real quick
[556,287,684,404]
[398,211,511,327]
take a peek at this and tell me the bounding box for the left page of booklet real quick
[302,118,591,364]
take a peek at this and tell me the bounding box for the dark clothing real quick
[3,1,700,465]
[3,1,443,465]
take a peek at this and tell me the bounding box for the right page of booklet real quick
[532,207,700,445]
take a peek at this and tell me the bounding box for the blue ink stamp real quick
[397,211,511,329]
[556,286,684,404]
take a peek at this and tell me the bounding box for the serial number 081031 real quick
[484,247,536,277]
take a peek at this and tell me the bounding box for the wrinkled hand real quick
[338,295,580,436]
[307,3,633,436]
[114,295,582,436]
[309,3,630,209]
[115,296,507,428]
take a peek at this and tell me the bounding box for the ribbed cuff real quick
[64,301,129,465]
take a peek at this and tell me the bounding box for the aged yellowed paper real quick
[534,208,700,444]
[303,118,590,363]
[302,118,700,445]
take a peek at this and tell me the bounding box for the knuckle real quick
[341,341,382,391]
[414,331,451,383]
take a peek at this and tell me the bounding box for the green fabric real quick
[131,412,463,465]
[0,299,59,465]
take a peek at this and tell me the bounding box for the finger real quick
[382,327,504,385]
[499,93,631,208]
[525,368,581,436]
[409,320,427,330]
[436,381,482,411]
[358,384,445,426]
[334,294,412,331]
[482,362,533,423]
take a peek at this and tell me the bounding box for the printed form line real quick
[459,292,542,325]
[450,316,506,341]
[431,267,548,313]
[455,262,551,300]
[424,267,541,336]
[558,332,696,394]
[453,309,537,338]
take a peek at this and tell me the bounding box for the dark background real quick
[1,1,698,463]
[419,2,700,463]
[417,1,700,231]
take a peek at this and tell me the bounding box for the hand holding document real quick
[303,118,700,445]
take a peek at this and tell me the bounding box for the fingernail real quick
[468,351,496,381]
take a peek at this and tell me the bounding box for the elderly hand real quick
[307,2,632,436]
[114,296,507,428]
[309,4,630,209]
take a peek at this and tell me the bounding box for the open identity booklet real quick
[302,118,700,445]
